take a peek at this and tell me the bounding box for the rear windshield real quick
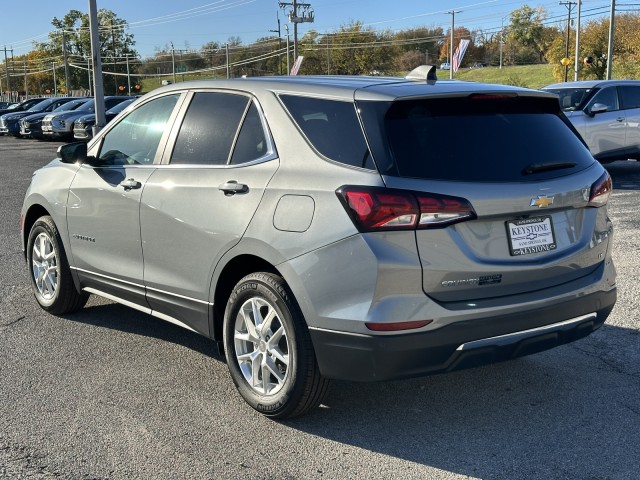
[358,95,595,182]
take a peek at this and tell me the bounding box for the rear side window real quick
[280,95,374,170]
[171,92,249,165]
[358,96,595,182]
[620,86,640,109]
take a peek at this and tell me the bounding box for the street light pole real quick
[574,0,582,81]
[88,0,106,132]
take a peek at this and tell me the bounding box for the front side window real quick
[587,87,619,112]
[170,92,250,165]
[98,94,179,166]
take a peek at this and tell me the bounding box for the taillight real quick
[588,171,612,207]
[336,186,476,232]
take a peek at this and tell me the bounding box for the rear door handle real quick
[120,178,141,190]
[616,117,625,122]
[218,180,248,195]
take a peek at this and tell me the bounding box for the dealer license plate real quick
[506,216,557,256]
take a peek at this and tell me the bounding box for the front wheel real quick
[26,216,88,315]
[223,272,329,419]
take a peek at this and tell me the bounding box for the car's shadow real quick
[63,300,639,478]
[63,300,221,360]
[605,159,640,191]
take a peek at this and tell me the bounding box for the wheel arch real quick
[211,254,279,343]
[22,203,52,261]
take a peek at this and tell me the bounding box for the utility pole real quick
[500,16,506,69]
[89,0,106,133]
[560,1,577,82]
[226,43,230,79]
[170,42,176,83]
[269,12,283,75]
[574,0,582,81]
[448,10,461,79]
[23,57,28,97]
[3,46,12,94]
[284,24,290,74]
[62,30,71,95]
[111,20,118,94]
[52,62,57,95]
[278,0,314,61]
[606,0,616,80]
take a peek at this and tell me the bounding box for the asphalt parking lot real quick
[1,134,639,479]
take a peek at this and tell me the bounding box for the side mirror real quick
[57,142,88,164]
[587,103,609,117]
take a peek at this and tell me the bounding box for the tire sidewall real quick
[26,219,61,310]
[223,275,301,417]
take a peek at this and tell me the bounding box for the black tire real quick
[223,272,329,419]
[26,216,88,315]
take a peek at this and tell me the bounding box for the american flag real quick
[452,39,471,72]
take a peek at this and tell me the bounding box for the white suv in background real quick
[543,80,640,163]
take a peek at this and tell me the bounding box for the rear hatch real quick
[356,91,612,303]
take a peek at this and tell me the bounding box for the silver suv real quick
[22,70,617,418]
[543,79,640,163]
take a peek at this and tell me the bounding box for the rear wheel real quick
[27,216,88,314]
[223,272,329,419]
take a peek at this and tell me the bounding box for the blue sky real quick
[1,0,616,58]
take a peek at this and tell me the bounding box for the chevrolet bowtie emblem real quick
[530,195,554,208]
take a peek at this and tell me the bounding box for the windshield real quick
[27,99,53,112]
[544,87,593,111]
[55,99,91,112]
[77,99,95,112]
[107,98,134,114]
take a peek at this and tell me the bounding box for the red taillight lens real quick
[338,188,418,231]
[588,171,612,207]
[416,194,476,227]
[336,186,476,232]
[365,320,433,332]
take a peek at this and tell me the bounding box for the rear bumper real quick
[309,288,616,382]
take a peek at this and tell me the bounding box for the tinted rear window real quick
[358,96,595,182]
[280,95,374,170]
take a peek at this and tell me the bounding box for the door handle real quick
[616,117,624,122]
[218,180,248,195]
[120,178,141,190]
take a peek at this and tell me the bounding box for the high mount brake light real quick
[588,171,612,207]
[336,186,477,232]
[468,93,517,100]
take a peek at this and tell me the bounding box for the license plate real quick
[506,216,557,256]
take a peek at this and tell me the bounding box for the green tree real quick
[33,9,138,95]
[507,6,557,63]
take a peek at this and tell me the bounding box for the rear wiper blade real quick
[522,162,577,175]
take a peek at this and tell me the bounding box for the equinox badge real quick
[530,195,554,208]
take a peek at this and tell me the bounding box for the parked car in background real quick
[0,97,82,137]
[0,97,46,116]
[20,98,92,140]
[440,62,451,70]
[41,96,132,140]
[542,79,640,163]
[73,97,136,141]
[21,71,616,419]
[0,101,17,110]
